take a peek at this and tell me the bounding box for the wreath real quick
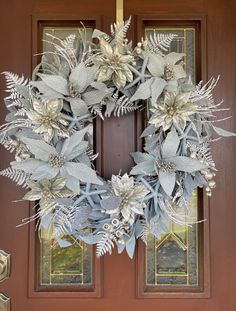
[0,18,235,258]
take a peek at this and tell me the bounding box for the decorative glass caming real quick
[39,26,93,287]
[42,27,93,52]
[146,191,198,286]
[40,235,93,285]
[145,28,199,287]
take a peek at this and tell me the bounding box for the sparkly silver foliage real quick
[0,17,235,258]
[102,174,149,224]
[26,99,68,142]
[95,38,134,89]
[149,91,197,131]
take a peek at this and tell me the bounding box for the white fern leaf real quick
[14,108,27,117]
[53,204,78,238]
[137,222,149,244]
[111,16,131,45]
[90,104,104,119]
[114,95,140,117]
[191,76,219,104]
[0,167,29,188]
[0,137,18,153]
[43,33,78,69]
[2,71,29,102]
[87,146,99,161]
[145,32,177,56]
[96,232,114,257]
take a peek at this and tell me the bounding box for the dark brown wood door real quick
[0,0,236,310]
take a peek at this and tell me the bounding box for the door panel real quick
[0,0,236,311]
[125,0,236,309]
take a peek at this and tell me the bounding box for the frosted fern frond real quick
[0,137,18,153]
[60,34,76,53]
[0,167,29,188]
[187,141,216,169]
[43,33,78,69]
[2,72,29,103]
[136,221,149,244]
[14,108,27,117]
[144,33,176,56]
[87,146,99,161]
[191,76,219,104]
[0,119,32,135]
[111,16,131,45]
[18,200,56,228]
[114,95,140,117]
[191,76,230,118]
[96,232,114,257]
[90,104,104,119]
[53,204,78,238]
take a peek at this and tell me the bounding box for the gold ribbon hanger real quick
[116,0,124,23]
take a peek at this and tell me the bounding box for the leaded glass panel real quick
[39,26,94,287]
[145,27,199,287]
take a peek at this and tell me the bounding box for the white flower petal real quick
[11,159,43,173]
[159,171,176,196]
[69,63,88,92]
[100,38,113,56]
[65,162,103,185]
[162,128,180,157]
[21,137,56,161]
[147,53,165,77]
[174,64,187,80]
[165,52,185,65]
[31,164,59,180]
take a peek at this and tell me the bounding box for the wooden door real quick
[0,0,236,310]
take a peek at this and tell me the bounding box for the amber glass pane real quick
[145,28,198,287]
[146,191,198,286]
[39,26,93,287]
[40,236,93,285]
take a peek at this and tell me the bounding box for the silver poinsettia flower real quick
[101,173,149,224]
[130,52,187,105]
[147,52,186,82]
[149,91,197,131]
[131,128,208,196]
[11,126,103,194]
[95,39,134,89]
[23,177,73,202]
[26,99,68,142]
[31,63,112,118]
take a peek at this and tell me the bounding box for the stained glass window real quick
[145,27,199,287]
[146,191,198,286]
[39,26,94,287]
[40,235,93,285]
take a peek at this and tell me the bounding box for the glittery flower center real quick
[39,115,54,126]
[42,190,53,200]
[109,55,122,68]
[120,193,130,208]
[48,154,65,168]
[69,83,81,98]
[164,64,175,80]
[166,106,177,117]
[156,160,176,172]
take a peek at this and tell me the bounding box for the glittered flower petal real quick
[159,171,176,196]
